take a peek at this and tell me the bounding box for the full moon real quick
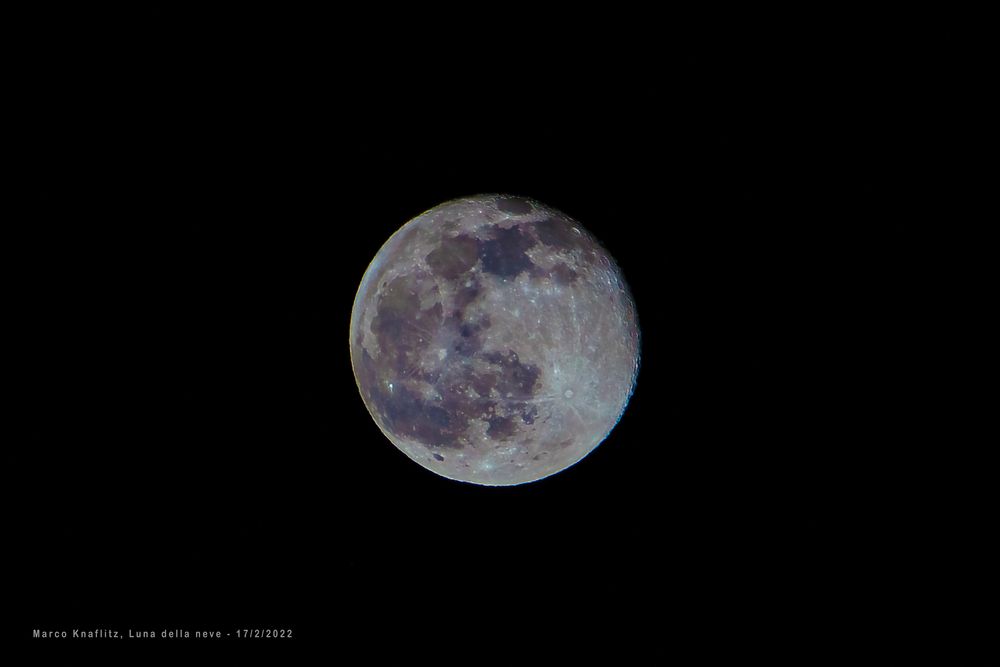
[350,195,640,485]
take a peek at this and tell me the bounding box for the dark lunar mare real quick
[361,224,554,451]
[477,226,537,279]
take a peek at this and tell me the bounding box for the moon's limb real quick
[350,194,640,486]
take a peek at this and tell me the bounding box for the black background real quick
[9,8,951,661]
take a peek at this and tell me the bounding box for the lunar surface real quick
[350,195,640,485]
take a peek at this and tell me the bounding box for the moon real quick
[350,194,640,485]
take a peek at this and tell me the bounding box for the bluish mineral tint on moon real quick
[350,195,640,486]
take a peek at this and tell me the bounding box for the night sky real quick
[9,9,936,661]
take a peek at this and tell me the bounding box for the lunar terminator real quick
[350,194,640,485]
